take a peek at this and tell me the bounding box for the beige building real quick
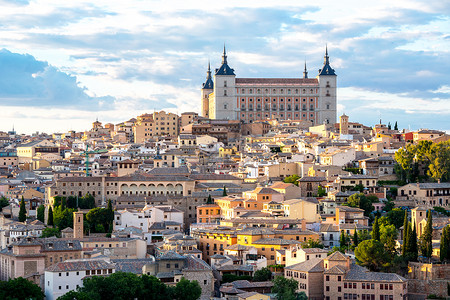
[398,182,450,208]
[16,139,60,164]
[285,251,408,300]
[283,198,321,223]
[46,175,196,207]
[133,111,179,143]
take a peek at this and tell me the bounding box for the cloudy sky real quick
[0,0,449,134]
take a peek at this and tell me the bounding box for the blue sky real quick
[0,0,449,134]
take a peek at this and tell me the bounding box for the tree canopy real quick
[272,276,299,300]
[18,197,27,222]
[0,196,9,212]
[395,140,450,182]
[346,193,376,217]
[57,272,201,300]
[283,174,300,186]
[0,277,44,300]
[253,267,272,282]
[355,239,390,271]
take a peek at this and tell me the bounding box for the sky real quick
[0,0,449,134]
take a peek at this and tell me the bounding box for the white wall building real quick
[44,259,115,300]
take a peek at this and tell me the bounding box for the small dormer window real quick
[223,90,227,96]
[224,80,227,87]
[48,243,53,249]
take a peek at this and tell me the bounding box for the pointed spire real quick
[202,60,214,89]
[324,44,329,65]
[222,43,227,64]
[303,61,308,79]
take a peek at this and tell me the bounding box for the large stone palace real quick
[201,46,337,125]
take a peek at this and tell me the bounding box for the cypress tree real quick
[372,216,380,241]
[48,206,54,226]
[222,186,227,196]
[353,229,359,246]
[421,210,433,258]
[403,222,411,256]
[107,199,113,233]
[207,195,213,204]
[440,225,449,262]
[402,210,408,256]
[394,121,398,131]
[18,197,27,222]
[411,223,418,261]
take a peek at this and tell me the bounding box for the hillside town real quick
[0,49,449,300]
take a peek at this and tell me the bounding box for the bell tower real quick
[201,62,214,118]
[73,211,84,239]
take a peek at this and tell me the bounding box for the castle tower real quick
[201,62,214,118]
[303,61,308,79]
[212,45,236,120]
[73,211,84,239]
[317,46,337,125]
[339,114,349,135]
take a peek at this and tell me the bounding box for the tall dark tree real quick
[48,206,54,226]
[106,199,114,233]
[440,225,450,262]
[420,210,433,258]
[410,223,418,261]
[394,121,398,131]
[0,196,9,212]
[372,216,380,241]
[402,210,408,256]
[353,229,359,246]
[222,186,227,196]
[18,196,27,222]
[388,122,391,130]
[37,204,45,223]
[403,222,411,257]
[207,194,213,204]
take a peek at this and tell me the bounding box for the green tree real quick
[352,183,364,192]
[53,207,76,231]
[380,224,398,256]
[140,274,172,300]
[339,231,350,250]
[402,210,408,256]
[106,199,114,233]
[394,121,398,131]
[302,238,324,249]
[0,277,45,300]
[18,196,27,222]
[41,227,61,238]
[318,186,327,197]
[283,174,300,186]
[388,122,391,130]
[355,239,390,271]
[353,230,359,246]
[48,206,54,226]
[272,276,299,300]
[172,277,202,300]
[386,208,405,229]
[57,290,91,300]
[346,193,374,217]
[222,186,228,196]
[206,194,213,204]
[420,210,433,258]
[372,216,380,241]
[427,141,450,182]
[0,196,9,212]
[37,204,45,223]
[441,225,450,262]
[410,223,418,261]
[86,208,110,233]
[253,267,272,281]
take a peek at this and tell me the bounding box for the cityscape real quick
[0,1,449,300]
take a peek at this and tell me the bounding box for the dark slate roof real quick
[324,264,347,274]
[40,239,82,251]
[215,59,235,76]
[345,263,407,282]
[157,251,186,261]
[202,64,214,89]
[112,258,155,274]
[46,259,114,272]
[318,48,336,76]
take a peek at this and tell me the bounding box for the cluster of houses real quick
[0,112,448,299]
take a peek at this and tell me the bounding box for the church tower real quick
[73,211,84,239]
[201,62,214,118]
[317,46,337,125]
[212,45,236,120]
[339,113,349,135]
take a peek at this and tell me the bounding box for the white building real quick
[285,245,328,267]
[44,259,115,300]
[114,205,184,233]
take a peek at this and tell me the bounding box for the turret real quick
[212,45,236,120]
[317,46,337,125]
[201,62,214,118]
